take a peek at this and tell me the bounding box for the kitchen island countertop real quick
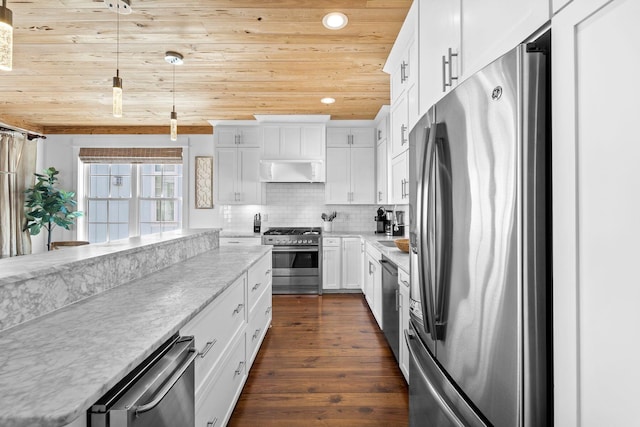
[0,244,270,427]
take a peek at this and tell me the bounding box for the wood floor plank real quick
[228,294,409,426]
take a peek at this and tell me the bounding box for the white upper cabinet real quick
[390,150,409,205]
[376,139,388,204]
[419,0,461,114]
[215,126,261,147]
[326,146,375,205]
[215,147,262,205]
[262,124,325,160]
[385,2,418,157]
[461,0,549,78]
[326,127,375,148]
[418,0,548,115]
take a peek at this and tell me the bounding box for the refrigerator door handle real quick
[420,121,439,342]
[432,128,453,340]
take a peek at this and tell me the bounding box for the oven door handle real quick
[272,246,319,252]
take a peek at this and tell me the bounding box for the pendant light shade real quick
[166,51,183,141]
[170,110,178,141]
[112,72,123,117]
[0,0,13,71]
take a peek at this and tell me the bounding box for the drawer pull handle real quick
[232,303,244,316]
[265,306,272,315]
[207,418,218,427]
[234,361,245,378]
[265,268,272,275]
[401,279,410,288]
[199,339,217,358]
[252,282,262,292]
[252,328,261,340]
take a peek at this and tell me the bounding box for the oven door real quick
[271,246,320,294]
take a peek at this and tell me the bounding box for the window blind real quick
[78,147,183,164]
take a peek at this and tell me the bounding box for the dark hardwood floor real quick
[228,294,409,426]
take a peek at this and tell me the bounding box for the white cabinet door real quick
[461,0,549,78]
[237,148,262,204]
[419,0,461,114]
[325,147,350,204]
[376,139,388,204]
[322,244,341,290]
[326,128,351,147]
[398,268,410,383]
[341,238,362,290]
[215,148,238,203]
[215,126,260,147]
[280,126,302,158]
[390,95,409,158]
[350,128,375,147]
[237,127,260,147]
[390,150,409,204]
[301,126,325,158]
[262,126,281,158]
[350,147,375,204]
[553,1,640,425]
[364,252,376,312]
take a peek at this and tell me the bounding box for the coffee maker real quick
[375,207,388,234]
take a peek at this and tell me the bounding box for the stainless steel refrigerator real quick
[407,36,550,427]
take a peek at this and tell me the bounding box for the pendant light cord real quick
[172,65,176,113]
[116,0,120,74]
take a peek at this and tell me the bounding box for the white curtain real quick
[0,131,37,257]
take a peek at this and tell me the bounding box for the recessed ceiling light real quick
[321,97,336,104]
[322,12,348,30]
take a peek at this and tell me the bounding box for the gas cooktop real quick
[262,227,322,246]
[263,227,322,236]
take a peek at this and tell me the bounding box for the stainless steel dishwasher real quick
[89,334,197,427]
[381,256,399,362]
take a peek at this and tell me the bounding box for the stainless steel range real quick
[262,227,322,295]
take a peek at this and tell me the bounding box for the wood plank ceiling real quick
[0,0,411,134]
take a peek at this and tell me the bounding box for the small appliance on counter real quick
[385,210,405,236]
[375,207,389,234]
[253,213,261,233]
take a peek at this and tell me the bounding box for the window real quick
[85,163,183,243]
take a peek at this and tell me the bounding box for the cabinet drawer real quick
[247,252,272,313]
[181,274,246,396]
[195,332,247,427]
[247,287,273,366]
[323,237,341,247]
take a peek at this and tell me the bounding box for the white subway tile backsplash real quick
[216,183,408,232]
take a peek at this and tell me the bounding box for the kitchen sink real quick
[377,240,397,247]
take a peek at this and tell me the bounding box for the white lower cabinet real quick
[322,238,341,290]
[184,251,272,427]
[364,243,382,328]
[195,332,246,427]
[180,274,246,396]
[398,268,410,383]
[322,237,363,291]
[341,237,363,290]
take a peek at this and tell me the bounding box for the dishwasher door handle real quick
[135,348,198,415]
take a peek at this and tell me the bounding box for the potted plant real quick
[23,167,83,251]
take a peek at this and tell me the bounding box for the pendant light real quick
[165,51,183,141]
[0,0,13,71]
[105,0,131,117]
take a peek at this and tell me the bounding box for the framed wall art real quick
[195,156,213,209]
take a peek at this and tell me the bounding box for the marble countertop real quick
[0,244,270,427]
[323,230,410,273]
